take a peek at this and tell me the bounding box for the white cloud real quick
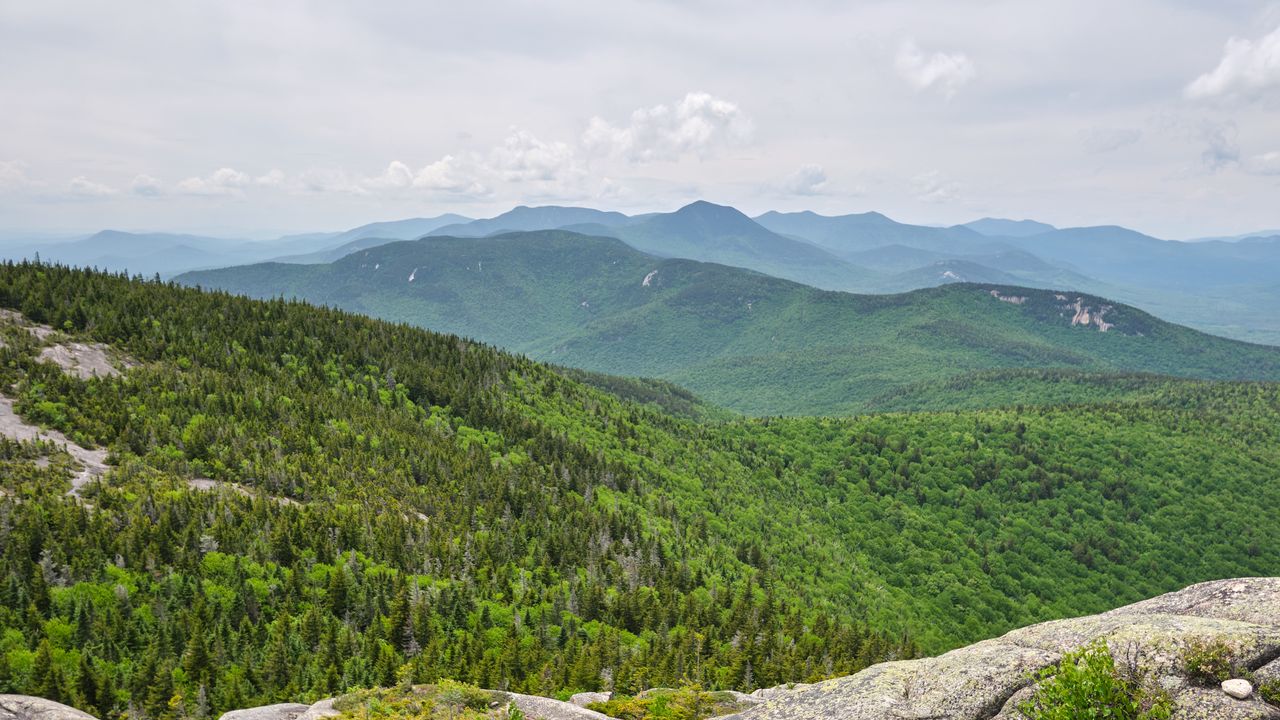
[1186,25,1280,100]
[176,167,252,196]
[1080,127,1142,154]
[255,169,286,187]
[488,129,578,182]
[131,174,163,197]
[410,156,490,196]
[1246,151,1280,175]
[69,176,115,196]
[582,92,753,163]
[911,170,961,203]
[360,161,414,190]
[0,160,38,191]
[366,131,571,199]
[896,40,975,98]
[780,164,830,195]
[295,168,367,195]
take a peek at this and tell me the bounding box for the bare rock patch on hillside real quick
[0,395,108,496]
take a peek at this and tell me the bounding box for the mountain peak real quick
[962,217,1057,238]
[676,200,745,215]
[659,202,779,238]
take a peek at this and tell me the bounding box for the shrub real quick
[1181,638,1240,685]
[1258,678,1280,705]
[587,686,744,720]
[331,682,499,720]
[1019,641,1171,720]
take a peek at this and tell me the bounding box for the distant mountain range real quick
[178,229,1280,415]
[0,214,472,277]
[10,201,1280,344]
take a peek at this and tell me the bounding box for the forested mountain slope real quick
[3,264,1280,719]
[0,263,901,719]
[178,230,1280,415]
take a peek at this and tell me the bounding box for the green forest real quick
[177,230,1280,416]
[2,263,1280,720]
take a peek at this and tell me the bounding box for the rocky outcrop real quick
[1063,296,1115,332]
[504,692,612,719]
[0,696,97,720]
[36,342,126,380]
[214,693,606,720]
[0,395,108,497]
[724,578,1280,720]
[568,691,612,708]
[217,699,338,720]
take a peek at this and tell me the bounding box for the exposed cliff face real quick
[982,287,1146,335]
[724,578,1280,720]
[1063,295,1116,332]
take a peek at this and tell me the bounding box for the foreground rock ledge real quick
[724,577,1280,720]
[0,696,97,720]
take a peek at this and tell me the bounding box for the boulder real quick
[218,699,336,720]
[218,704,311,720]
[0,696,98,720]
[504,692,613,720]
[723,578,1280,720]
[295,699,339,720]
[568,692,611,708]
[1225,679,1256,699]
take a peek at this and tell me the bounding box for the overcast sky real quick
[2,1,1279,239]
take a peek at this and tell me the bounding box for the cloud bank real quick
[1186,24,1280,100]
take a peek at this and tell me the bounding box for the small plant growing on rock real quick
[1180,638,1240,685]
[331,682,500,720]
[1258,678,1280,705]
[586,685,747,720]
[1018,641,1172,720]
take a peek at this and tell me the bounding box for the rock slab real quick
[0,696,97,720]
[218,699,337,720]
[724,578,1280,720]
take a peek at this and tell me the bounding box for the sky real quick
[1,0,1279,239]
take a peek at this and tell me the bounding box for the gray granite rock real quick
[726,578,1280,720]
[568,692,611,708]
[1170,686,1280,719]
[749,682,814,700]
[218,703,312,720]
[294,698,339,720]
[218,698,339,720]
[505,692,613,719]
[1225,679,1256,699]
[1257,657,1280,685]
[0,696,97,720]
